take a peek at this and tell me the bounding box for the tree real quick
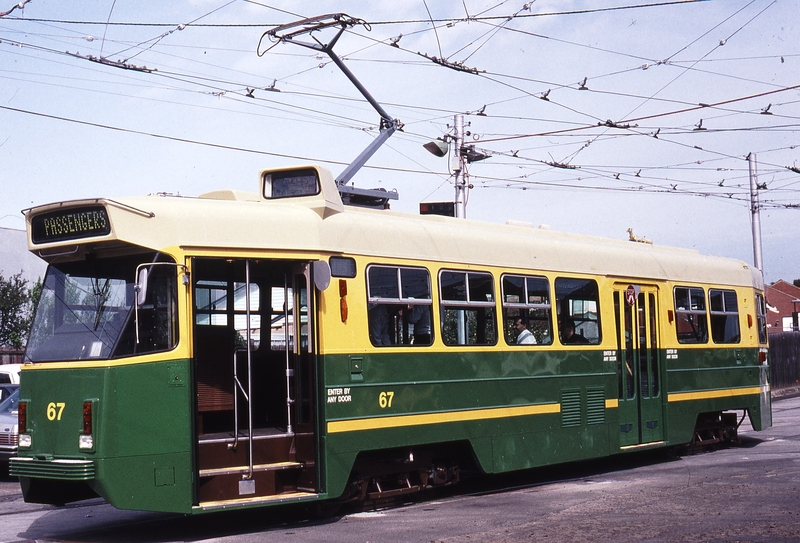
[0,272,32,349]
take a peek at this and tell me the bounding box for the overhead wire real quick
[0,0,30,18]
[1,1,797,208]
[105,0,239,62]
[0,103,445,180]
[0,1,714,28]
[333,1,787,176]
[99,0,117,57]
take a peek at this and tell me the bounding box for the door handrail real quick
[229,261,255,480]
[231,345,249,453]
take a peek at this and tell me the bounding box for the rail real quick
[230,261,255,480]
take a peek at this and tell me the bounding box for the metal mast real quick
[748,153,765,273]
[452,115,468,218]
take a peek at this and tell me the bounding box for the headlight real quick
[78,434,94,449]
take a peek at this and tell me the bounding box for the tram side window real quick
[440,270,497,346]
[132,265,180,354]
[234,283,260,349]
[270,286,294,351]
[709,289,740,344]
[555,278,600,345]
[196,281,228,326]
[367,265,433,347]
[674,286,708,344]
[755,293,768,344]
[501,274,553,345]
[196,280,261,348]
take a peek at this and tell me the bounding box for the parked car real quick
[0,364,21,384]
[0,384,18,403]
[0,389,19,474]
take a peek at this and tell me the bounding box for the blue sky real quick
[1,0,798,282]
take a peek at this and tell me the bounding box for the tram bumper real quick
[751,364,772,431]
[10,456,99,505]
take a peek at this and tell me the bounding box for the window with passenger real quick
[367,265,432,346]
[555,277,601,345]
[674,286,708,344]
[439,270,496,346]
[709,289,740,344]
[502,274,553,345]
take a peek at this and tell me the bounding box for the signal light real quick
[18,401,27,434]
[82,401,92,435]
[339,279,348,323]
[18,401,31,448]
[79,401,94,450]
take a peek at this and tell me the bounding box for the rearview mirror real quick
[313,260,331,291]
[136,268,148,306]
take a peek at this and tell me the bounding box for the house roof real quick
[768,279,800,299]
[765,280,800,332]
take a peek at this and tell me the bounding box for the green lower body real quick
[12,348,771,513]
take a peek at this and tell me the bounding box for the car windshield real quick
[25,252,178,362]
[0,389,18,415]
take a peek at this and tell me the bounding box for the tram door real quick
[614,284,664,447]
[192,258,318,504]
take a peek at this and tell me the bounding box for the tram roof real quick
[24,165,759,289]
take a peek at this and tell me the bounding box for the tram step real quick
[619,440,666,451]
[197,461,306,503]
[198,433,296,471]
[199,461,303,478]
[196,491,319,512]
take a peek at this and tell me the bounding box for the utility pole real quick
[452,114,468,219]
[748,153,764,273]
[423,114,489,218]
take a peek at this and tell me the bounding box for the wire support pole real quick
[453,114,468,219]
[748,153,764,274]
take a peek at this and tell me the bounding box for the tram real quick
[11,164,771,514]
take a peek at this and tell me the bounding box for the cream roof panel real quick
[26,192,754,288]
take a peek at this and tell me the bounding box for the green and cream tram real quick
[11,165,771,513]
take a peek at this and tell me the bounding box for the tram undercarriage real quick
[686,411,743,452]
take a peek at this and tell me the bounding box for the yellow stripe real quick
[667,386,762,403]
[605,398,618,409]
[19,351,190,370]
[327,402,561,434]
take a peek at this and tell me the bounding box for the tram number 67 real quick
[379,391,394,409]
[47,402,66,421]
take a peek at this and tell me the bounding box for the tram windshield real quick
[26,252,178,362]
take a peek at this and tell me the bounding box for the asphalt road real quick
[1,394,799,543]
